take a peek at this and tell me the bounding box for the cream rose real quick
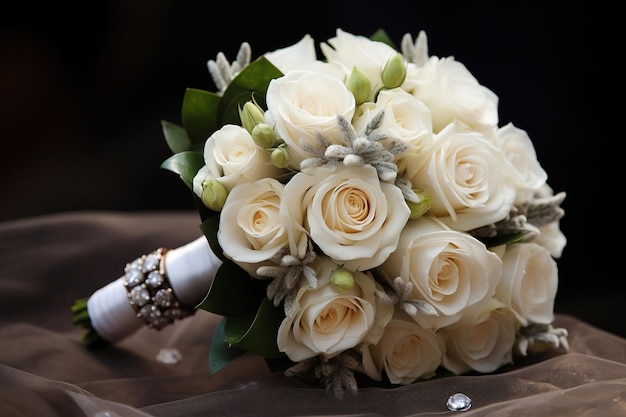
[264,34,317,72]
[378,215,502,330]
[217,177,308,278]
[403,55,499,134]
[528,184,567,258]
[491,123,548,205]
[277,255,393,361]
[280,164,410,271]
[359,310,444,385]
[533,221,567,259]
[264,70,356,170]
[264,34,344,79]
[495,242,558,326]
[402,121,516,231]
[352,87,433,153]
[320,28,399,97]
[440,300,517,375]
[192,124,285,197]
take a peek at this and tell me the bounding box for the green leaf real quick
[161,120,195,154]
[160,151,204,189]
[209,318,247,375]
[199,216,225,261]
[219,57,283,125]
[71,298,110,349]
[224,297,284,358]
[481,232,528,248]
[196,259,266,316]
[370,28,397,50]
[193,193,217,224]
[181,88,221,144]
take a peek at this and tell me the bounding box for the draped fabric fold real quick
[1,211,624,417]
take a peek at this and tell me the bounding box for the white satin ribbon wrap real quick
[87,236,222,343]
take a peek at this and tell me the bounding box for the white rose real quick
[359,310,444,385]
[491,123,548,205]
[320,29,399,96]
[533,221,567,259]
[192,164,212,200]
[352,87,433,152]
[264,34,344,79]
[264,34,316,72]
[495,242,558,326]
[440,300,517,374]
[217,177,307,278]
[378,215,502,330]
[403,56,499,134]
[280,164,410,271]
[403,121,516,231]
[277,255,394,361]
[528,184,567,258]
[264,70,356,170]
[192,124,285,196]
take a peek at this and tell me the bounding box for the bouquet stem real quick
[79,236,222,345]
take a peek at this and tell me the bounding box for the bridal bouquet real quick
[73,28,569,395]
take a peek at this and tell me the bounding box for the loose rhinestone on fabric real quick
[94,411,122,417]
[446,393,472,411]
[156,348,183,365]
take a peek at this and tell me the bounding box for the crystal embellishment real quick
[130,286,151,306]
[156,348,183,365]
[143,253,160,271]
[122,248,195,330]
[146,271,164,288]
[154,289,173,307]
[446,393,472,412]
[125,269,144,287]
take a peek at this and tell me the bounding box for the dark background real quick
[1,2,623,337]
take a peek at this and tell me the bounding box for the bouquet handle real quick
[82,236,222,344]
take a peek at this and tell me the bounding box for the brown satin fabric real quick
[1,211,625,417]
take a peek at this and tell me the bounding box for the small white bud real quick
[381,53,406,89]
[271,144,290,168]
[407,189,431,219]
[201,179,228,211]
[251,123,278,148]
[346,66,372,105]
[330,268,355,293]
[239,100,266,134]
